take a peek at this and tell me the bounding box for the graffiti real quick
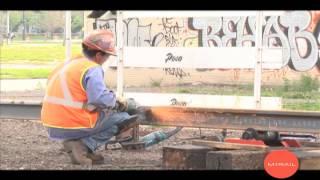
[170,98,187,106]
[149,33,163,46]
[262,16,290,65]
[160,18,184,47]
[222,17,241,46]
[191,17,223,47]
[165,53,183,63]
[97,18,153,47]
[264,68,289,81]
[96,18,117,43]
[161,18,184,34]
[272,68,288,79]
[163,52,189,79]
[190,12,319,71]
[97,17,191,47]
[151,32,179,47]
[144,18,184,47]
[97,18,116,30]
[124,18,152,47]
[233,69,241,81]
[280,12,318,71]
[183,36,198,47]
[94,11,320,72]
[163,68,190,79]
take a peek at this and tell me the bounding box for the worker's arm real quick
[82,66,116,110]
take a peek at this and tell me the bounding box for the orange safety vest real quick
[306,11,320,32]
[41,58,100,129]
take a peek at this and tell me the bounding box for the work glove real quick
[114,96,129,112]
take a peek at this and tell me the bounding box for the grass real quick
[0,42,82,63]
[172,82,320,111]
[174,84,253,96]
[0,68,52,79]
[282,99,320,111]
[150,78,163,87]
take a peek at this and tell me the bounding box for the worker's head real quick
[82,29,116,65]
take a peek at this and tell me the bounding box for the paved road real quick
[0,63,52,92]
[0,79,47,91]
[1,63,56,69]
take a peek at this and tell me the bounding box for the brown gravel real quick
[0,118,238,170]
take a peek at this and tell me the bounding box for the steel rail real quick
[1,102,320,133]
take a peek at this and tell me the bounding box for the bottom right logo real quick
[264,150,299,179]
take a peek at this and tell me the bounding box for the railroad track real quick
[1,101,320,134]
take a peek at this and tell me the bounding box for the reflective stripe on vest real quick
[43,61,96,111]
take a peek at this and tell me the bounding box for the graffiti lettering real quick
[161,18,183,47]
[165,53,183,63]
[97,18,152,47]
[170,98,187,106]
[164,33,179,47]
[96,18,117,43]
[190,12,320,71]
[164,52,188,78]
[222,17,240,46]
[95,11,320,71]
[163,68,190,79]
[192,17,223,47]
[236,16,255,46]
[161,18,184,34]
[280,11,319,71]
[263,16,290,65]
[124,18,152,47]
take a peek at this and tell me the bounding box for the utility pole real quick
[22,11,25,41]
[82,11,86,38]
[116,11,124,97]
[6,11,10,44]
[254,11,263,109]
[83,11,90,37]
[65,11,72,61]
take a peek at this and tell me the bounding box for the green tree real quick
[24,11,42,32]
[7,11,84,39]
[39,11,65,38]
[71,11,83,33]
[9,11,22,32]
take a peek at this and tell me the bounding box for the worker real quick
[308,11,320,35]
[41,29,138,165]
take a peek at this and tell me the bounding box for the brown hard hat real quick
[83,29,117,56]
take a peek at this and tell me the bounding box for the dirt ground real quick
[0,118,238,170]
[1,119,319,170]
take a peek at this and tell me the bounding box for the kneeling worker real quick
[41,29,138,165]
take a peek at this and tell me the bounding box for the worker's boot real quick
[62,140,92,165]
[116,115,139,136]
[87,149,105,165]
